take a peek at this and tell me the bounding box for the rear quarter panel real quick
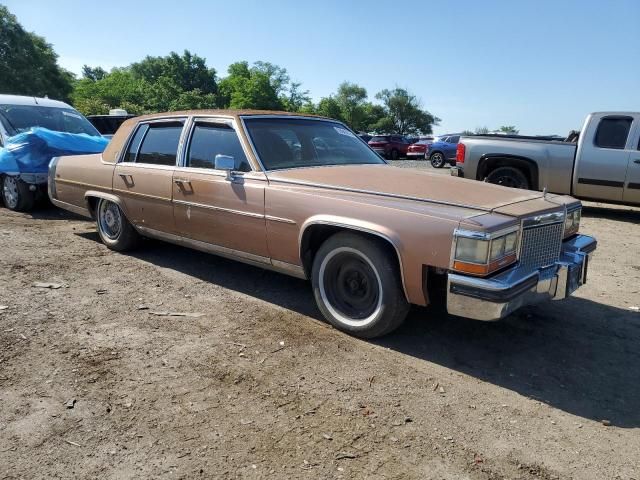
[53,154,115,212]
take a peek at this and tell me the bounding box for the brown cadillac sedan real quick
[48,110,597,338]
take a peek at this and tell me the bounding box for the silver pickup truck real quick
[452,112,640,206]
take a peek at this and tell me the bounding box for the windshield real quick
[244,118,386,171]
[0,105,100,137]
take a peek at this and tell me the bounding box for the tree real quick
[130,50,217,95]
[315,96,344,122]
[474,126,490,134]
[217,61,282,110]
[499,125,519,134]
[373,88,439,135]
[335,82,368,130]
[461,130,474,136]
[281,81,310,112]
[360,103,386,133]
[0,5,74,101]
[81,65,106,81]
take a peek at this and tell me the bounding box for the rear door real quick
[623,116,640,204]
[445,135,460,160]
[113,119,186,233]
[574,114,633,202]
[172,117,269,258]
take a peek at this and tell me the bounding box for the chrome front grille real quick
[519,221,564,273]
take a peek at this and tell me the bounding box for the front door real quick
[113,119,186,233]
[623,118,640,205]
[172,118,269,258]
[574,115,633,202]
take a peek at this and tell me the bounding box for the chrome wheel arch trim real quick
[298,216,409,302]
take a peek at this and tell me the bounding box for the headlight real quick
[564,207,581,238]
[455,237,489,263]
[452,228,519,276]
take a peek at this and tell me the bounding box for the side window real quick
[123,124,148,163]
[594,116,632,149]
[441,136,449,143]
[133,122,184,166]
[449,135,460,143]
[187,123,250,172]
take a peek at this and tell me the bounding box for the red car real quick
[406,140,432,160]
[368,135,411,160]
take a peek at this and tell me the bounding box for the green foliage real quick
[373,88,439,135]
[218,62,281,110]
[315,96,344,122]
[0,5,74,101]
[335,82,367,130]
[81,65,106,81]
[461,130,474,136]
[499,125,519,134]
[72,50,218,115]
[217,61,309,112]
[474,126,490,134]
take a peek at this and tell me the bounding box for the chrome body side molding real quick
[49,198,92,219]
[135,226,307,280]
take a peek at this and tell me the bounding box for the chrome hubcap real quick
[2,176,19,209]
[98,200,122,240]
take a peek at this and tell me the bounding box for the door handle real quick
[118,173,134,187]
[634,159,640,164]
[173,178,191,184]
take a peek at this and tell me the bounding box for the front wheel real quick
[311,232,410,338]
[430,152,445,168]
[96,198,140,251]
[486,166,530,189]
[2,175,36,212]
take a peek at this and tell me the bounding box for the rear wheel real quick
[389,149,399,160]
[430,152,445,168]
[311,232,409,338]
[486,166,530,189]
[2,175,36,212]
[96,198,140,251]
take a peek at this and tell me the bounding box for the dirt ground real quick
[1,162,639,479]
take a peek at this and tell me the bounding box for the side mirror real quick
[215,154,235,180]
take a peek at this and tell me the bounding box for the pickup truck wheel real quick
[486,166,530,189]
[390,149,399,160]
[312,232,410,338]
[96,199,140,251]
[430,152,445,168]
[2,175,36,212]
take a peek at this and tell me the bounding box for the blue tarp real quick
[0,127,109,175]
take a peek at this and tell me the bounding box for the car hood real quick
[266,164,554,213]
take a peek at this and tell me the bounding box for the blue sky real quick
[5,0,639,135]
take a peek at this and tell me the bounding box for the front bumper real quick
[18,173,48,185]
[447,234,596,321]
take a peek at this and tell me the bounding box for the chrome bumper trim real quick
[447,234,596,321]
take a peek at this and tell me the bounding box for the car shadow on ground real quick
[582,204,640,224]
[74,231,640,429]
